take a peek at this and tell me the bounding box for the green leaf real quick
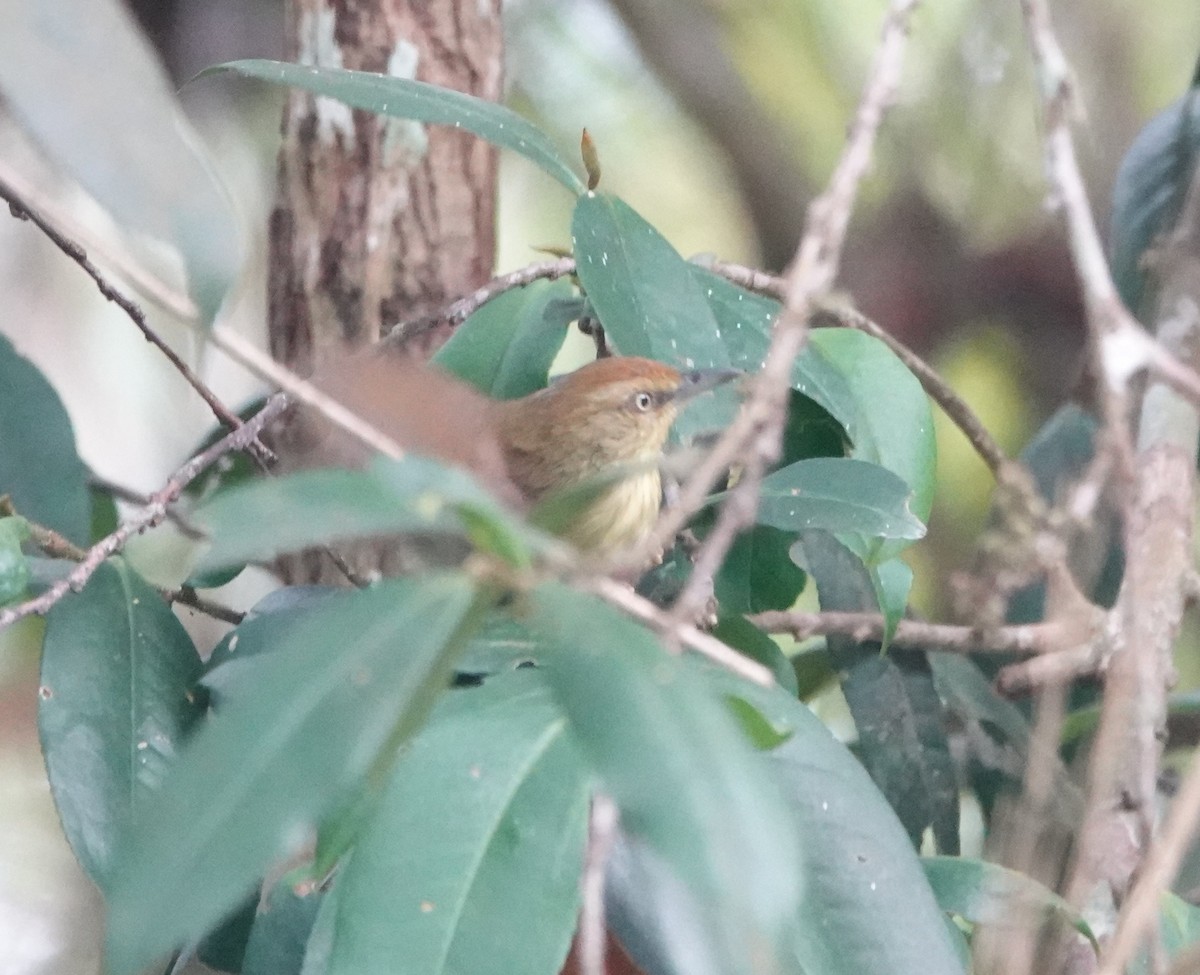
[198,896,257,974]
[205,60,585,195]
[242,885,324,975]
[1110,83,1200,314]
[530,584,802,975]
[570,194,733,440]
[89,481,120,542]
[690,267,858,429]
[871,558,913,650]
[325,671,590,975]
[751,457,926,540]
[724,695,794,750]
[0,516,30,605]
[433,280,576,399]
[195,456,542,573]
[801,532,958,854]
[0,333,90,545]
[1155,892,1200,965]
[844,652,959,854]
[809,328,937,562]
[710,615,799,696]
[0,0,240,318]
[39,559,204,888]
[922,856,1097,948]
[455,613,543,676]
[611,665,965,975]
[103,574,482,975]
[713,524,807,615]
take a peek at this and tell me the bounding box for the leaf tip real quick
[581,128,601,191]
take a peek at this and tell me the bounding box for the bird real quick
[494,356,739,554]
[309,352,738,557]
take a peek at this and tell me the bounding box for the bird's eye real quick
[633,392,654,412]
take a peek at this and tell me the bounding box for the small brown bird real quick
[495,356,738,554]
[312,352,737,557]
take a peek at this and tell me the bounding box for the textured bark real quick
[270,0,502,373]
[268,0,502,582]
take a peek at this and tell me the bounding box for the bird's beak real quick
[673,367,742,402]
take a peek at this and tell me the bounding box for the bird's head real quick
[544,356,739,465]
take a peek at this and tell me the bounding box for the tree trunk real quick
[267,0,503,582]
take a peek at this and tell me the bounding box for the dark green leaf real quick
[242,885,324,975]
[1007,405,1122,626]
[752,457,926,540]
[433,279,576,399]
[0,333,90,544]
[39,559,204,888]
[205,60,585,195]
[530,584,802,975]
[871,558,913,649]
[103,574,481,975]
[198,896,257,974]
[635,543,694,609]
[612,665,965,975]
[571,194,732,440]
[780,387,850,463]
[843,653,960,854]
[922,856,1096,948]
[711,615,799,696]
[1110,84,1200,314]
[89,482,120,541]
[802,533,958,854]
[195,456,542,573]
[690,267,858,429]
[928,652,1030,752]
[0,2,240,318]
[325,671,590,975]
[714,524,807,615]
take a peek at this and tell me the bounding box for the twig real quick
[209,323,404,460]
[161,586,246,626]
[383,257,577,346]
[88,475,206,539]
[1019,0,1200,922]
[711,260,1011,476]
[579,794,619,975]
[1098,744,1200,975]
[1,496,246,626]
[0,176,274,468]
[748,609,1073,656]
[0,496,89,561]
[0,395,288,631]
[660,0,923,623]
[1017,0,1136,486]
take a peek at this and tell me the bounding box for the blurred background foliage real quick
[3,0,1200,971]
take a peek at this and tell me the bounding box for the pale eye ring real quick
[633,392,654,412]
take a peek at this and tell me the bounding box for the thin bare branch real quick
[649,0,923,623]
[0,395,288,631]
[384,257,577,347]
[711,260,1011,476]
[1099,745,1200,975]
[0,176,274,467]
[584,576,773,686]
[162,586,246,626]
[748,608,1075,656]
